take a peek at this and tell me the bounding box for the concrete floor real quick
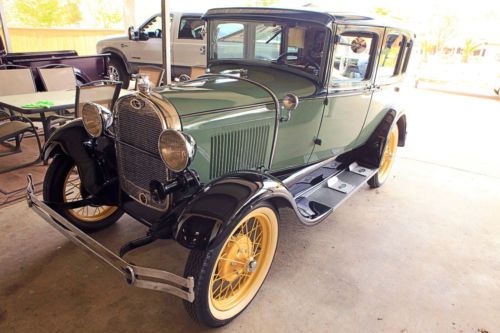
[1,89,499,332]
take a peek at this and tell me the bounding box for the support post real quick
[161,0,172,85]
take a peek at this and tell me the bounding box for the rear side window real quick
[178,17,204,39]
[331,33,375,83]
[378,33,405,78]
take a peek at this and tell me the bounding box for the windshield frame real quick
[206,18,333,85]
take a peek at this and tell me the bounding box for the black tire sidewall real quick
[183,203,279,327]
[43,155,123,232]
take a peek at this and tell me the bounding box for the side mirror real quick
[351,37,367,54]
[128,26,136,40]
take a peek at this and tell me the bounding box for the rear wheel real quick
[183,204,279,327]
[108,57,130,88]
[43,155,123,232]
[368,125,399,188]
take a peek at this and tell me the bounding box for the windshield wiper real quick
[266,29,282,44]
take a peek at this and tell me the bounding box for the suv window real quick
[331,33,375,83]
[179,17,204,39]
[378,33,405,78]
[142,16,163,38]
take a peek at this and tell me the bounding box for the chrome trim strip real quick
[26,175,195,302]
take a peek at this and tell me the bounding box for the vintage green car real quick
[27,7,414,327]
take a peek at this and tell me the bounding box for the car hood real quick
[97,35,128,45]
[156,67,318,116]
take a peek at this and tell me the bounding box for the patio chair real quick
[0,65,67,135]
[0,110,42,173]
[37,64,78,91]
[133,66,165,90]
[75,80,122,117]
[37,64,81,131]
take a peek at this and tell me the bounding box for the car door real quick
[123,15,164,66]
[355,29,411,146]
[172,15,207,69]
[309,25,384,163]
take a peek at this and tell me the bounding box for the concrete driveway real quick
[0,88,499,332]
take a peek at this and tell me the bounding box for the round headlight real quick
[82,103,103,137]
[283,93,299,111]
[158,129,196,172]
[82,102,113,138]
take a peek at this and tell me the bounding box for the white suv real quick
[97,12,206,86]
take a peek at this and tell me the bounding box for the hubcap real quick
[63,166,118,222]
[208,208,278,318]
[108,66,120,81]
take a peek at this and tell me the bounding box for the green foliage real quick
[11,0,82,27]
[461,39,482,63]
[92,0,122,29]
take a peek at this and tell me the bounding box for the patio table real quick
[0,89,132,141]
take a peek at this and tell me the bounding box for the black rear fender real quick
[174,171,292,251]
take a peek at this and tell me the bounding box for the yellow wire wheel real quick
[185,205,279,326]
[369,125,399,188]
[63,166,118,222]
[43,155,123,232]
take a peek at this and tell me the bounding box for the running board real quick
[294,162,377,219]
[25,175,195,302]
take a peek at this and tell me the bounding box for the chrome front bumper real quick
[26,175,195,302]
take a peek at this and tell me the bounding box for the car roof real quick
[203,7,412,33]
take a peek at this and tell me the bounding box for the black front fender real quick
[43,119,105,195]
[174,171,292,250]
[43,119,89,162]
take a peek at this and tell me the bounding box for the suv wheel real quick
[108,57,130,88]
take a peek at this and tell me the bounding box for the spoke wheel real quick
[368,125,399,188]
[209,209,276,315]
[43,155,123,232]
[63,166,118,222]
[184,205,279,327]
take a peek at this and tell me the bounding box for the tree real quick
[461,39,482,63]
[11,0,82,27]
[92,0,122,29]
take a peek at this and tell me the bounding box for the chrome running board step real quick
[25,174,195,302]
[294,162,377,219]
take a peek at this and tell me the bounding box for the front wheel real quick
[43,155,124,232]
[368,125,399,188]
[183,204,279,327]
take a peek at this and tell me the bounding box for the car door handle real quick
[120,43,128,48]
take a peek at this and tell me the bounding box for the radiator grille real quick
[209,124,270,179]
[114,95,170,211]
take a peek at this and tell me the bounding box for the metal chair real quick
[0,110,42,173]
[37,64,78,91]
[75,80,122,117]
[133,66,165,90]
[0,65,37,96]
[0,65,70,136]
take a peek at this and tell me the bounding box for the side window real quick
[212,22,245,59]
[331,33,375,84]
[178,17,204,40]
[142,16,163,38]
[378,33,406,78]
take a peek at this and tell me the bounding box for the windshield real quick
[209,20,329,77]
